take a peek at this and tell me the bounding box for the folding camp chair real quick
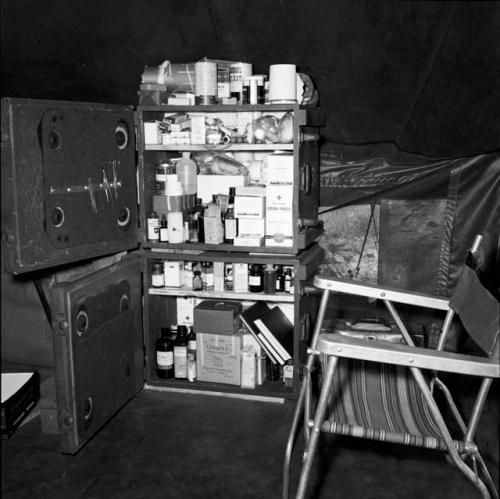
[283,236,499,499]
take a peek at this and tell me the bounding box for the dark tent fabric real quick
[319,152,500,299]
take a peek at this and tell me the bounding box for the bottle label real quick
[147,218,160,240]
[224,219,237,239]
[152,274,165,287]
[188,340,196,351]
[249,275,261,286]
[157,351,173,368]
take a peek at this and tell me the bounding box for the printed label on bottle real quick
[188,340,196,351]
[147,218,160,240]
[152,274,165,287]
[157,351,173,368]
[249,275,262,286]
[225,219,237,239]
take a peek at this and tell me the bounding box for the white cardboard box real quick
[144,121,161,145]
[233,263,249,292]
[234,195,265,219]
[265,154,294,185]
[164,261,184,287]
[196,332,241,385]
[237,217,265,237]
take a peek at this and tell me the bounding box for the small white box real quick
[176,296,195,326]
[233,263,248,293]
[144,122,161,145]
[265,154,294,185]
[234,236,264,247]
[265,185,293,236]
[197,175,249,204]
[240,345,257,389]
[164,261,184,287]
[240,331,265,385]
[234,195,265,219]
[190,116,206,144]
[214,262,225,292]
[237,217,265,237]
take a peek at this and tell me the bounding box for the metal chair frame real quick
[283,275,499,499]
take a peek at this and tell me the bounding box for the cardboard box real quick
[194,300,242,334]
[144,121,161,145]
[237,217,265,237]
[234,195,265,218]
[164,261,184,287]
[266,184,293,237]
[176,296,195,326]
[233,263,249,292]
[197,175,249,204]
[214,262,225,292]
[196,331,241,385]
[265,154,294,185]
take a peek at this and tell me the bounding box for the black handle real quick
[300,312,312,342]
[300,162,311,194]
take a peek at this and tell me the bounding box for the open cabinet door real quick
[1,98,138,274]
[49,255,144,454]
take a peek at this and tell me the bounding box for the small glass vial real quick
[284,268,293,294]
[248,264,264,293]
[151,262,165,288]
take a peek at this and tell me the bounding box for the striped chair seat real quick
[320,355,465,452]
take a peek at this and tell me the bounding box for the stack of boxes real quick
[192,299,265,387]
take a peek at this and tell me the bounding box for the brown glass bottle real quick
[156,327,174,379]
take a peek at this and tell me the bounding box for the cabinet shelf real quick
[146,377,294,400]
[148,286,295,302]
[144,143,294,151]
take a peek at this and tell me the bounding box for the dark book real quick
[254,306,293,365]
[240,302,282,364]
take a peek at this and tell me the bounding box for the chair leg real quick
[410,366,493,499]
[296,355,339,499]
[283,373,309,499]
[283,288,331,499]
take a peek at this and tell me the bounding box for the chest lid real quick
[1,98,139,274]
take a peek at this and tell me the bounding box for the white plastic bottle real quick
[176,152,197,209]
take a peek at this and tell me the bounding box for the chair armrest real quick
[313,275,450,311]
[315,334,500,378]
